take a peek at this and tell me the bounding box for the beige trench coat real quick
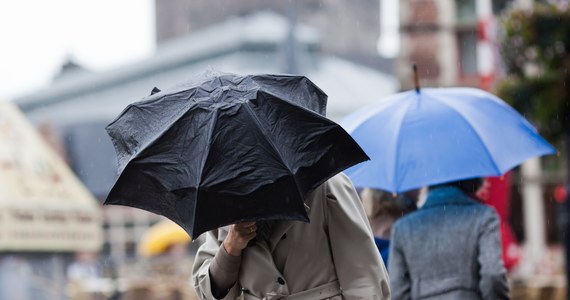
[192,173,390,300]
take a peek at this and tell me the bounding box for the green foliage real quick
[496,3,570,142]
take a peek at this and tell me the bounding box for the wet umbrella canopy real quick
[105,71,368,238]
[341,87,556,193]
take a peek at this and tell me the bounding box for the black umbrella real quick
[105,71,368,238]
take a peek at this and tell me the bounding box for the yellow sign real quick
[0,102,103,252]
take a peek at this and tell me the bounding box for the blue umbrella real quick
[341,87,556,193]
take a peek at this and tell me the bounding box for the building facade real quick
[154,0,394,72]
[396,0,512,90]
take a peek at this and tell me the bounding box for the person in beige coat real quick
[192,173,391,300]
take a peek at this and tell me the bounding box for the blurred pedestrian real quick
[192,173,391,300]
[388,178,510,299]
[361,188,418,264]
[67,251,101,281]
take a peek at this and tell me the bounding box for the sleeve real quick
[478,209,510,299]
[388,221,411,299]
[192,229,242,300]
[325,173,391,300]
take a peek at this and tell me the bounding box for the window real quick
[457,30,478,76]
[456,0,477,25]
[492,0,513,15]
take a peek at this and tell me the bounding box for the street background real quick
[0,0,569,299]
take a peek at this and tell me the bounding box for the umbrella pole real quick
[412,63,420,94]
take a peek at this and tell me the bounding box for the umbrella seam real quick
[427,93,502,175]
[194,108,220,188]
[242,102,296,180]
[341,92,407,133]
[251,75,329,116]
[113,100,198,174]
[190,108,220,234]
[122,100,204,234]
[242,99,310,219]
[107,87,196,129]
[393,99,415,193]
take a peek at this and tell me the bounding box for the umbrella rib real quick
[161,109,219,237]
[195,109,220,188]
[242,103,296,179]
[392,99,414,192]
[428,94,502,175]
[342,92,406,134]
[115,99,197,173]
[190,109,220,228]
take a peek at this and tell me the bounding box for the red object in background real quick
[499,218,521,271]
[477,173,521,271]
[482,175,510,220]
[479,74,494,92]
[477,17,491,41]
[554,184,567,203]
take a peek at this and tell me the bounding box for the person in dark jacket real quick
[388,178,510,299]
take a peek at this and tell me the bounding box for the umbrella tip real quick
[412,63,420,94]
[150,87,161,95]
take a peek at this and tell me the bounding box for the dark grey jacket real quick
[388,186,510,300]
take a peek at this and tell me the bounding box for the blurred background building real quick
[154,0,394,73]
[0,102,103,300]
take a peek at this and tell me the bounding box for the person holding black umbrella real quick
[192,173,391,300]
[103,71,390,299]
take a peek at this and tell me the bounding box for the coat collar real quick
[266,184,319,251]
[421,186,478,209]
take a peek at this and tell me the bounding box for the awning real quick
[0,102,103,252]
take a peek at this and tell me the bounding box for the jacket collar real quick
[421,186,478,209]
[265,184,319,252]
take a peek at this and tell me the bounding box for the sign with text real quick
[0,102,102,251]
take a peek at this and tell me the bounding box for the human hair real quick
[360,188,415,219]
[429,178,483,195]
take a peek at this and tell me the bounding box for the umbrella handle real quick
[412,63,420,94]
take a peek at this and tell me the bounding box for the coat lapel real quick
[267,183,321,252]
[267,221,295,252]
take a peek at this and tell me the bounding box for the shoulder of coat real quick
[325,172,352,191]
